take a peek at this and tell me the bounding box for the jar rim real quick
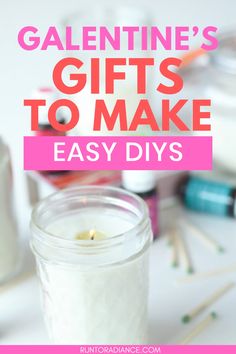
[31,185,150,248]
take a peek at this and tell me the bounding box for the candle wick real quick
[89,229,96,240]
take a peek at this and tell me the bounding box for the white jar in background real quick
[182,30,236,174]
[205,30,236,174]
[0,137,20,284]
[30,186,152,344]
[61,5,153,136]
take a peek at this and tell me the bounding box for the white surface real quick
[0,0,236,345]
[0,205,236,344]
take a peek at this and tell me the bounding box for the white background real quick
[0,0,236,345]
[1,0,236,229]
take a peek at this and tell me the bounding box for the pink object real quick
[0,346,236,353]
[24,136,212,171]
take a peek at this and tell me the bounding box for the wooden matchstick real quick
[167,230,173,246]
[177,263,236,283]
[177,231,194,274]
[169,227,179,267]
[180,312,217,344]
[182,282,235,323]
[181,220,224,253]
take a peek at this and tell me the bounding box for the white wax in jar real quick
[40,212,149,344]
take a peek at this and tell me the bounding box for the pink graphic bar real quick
[0,346,235,354]
[24,136,212,171]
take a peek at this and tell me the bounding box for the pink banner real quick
[24,136,212,171]
[0,346,235,354]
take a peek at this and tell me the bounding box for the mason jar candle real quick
[30,186,153,344]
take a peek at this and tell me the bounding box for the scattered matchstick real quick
[169,227,179,268]
[177,231,194,274]
[181,219,224,253]
[177,263,236,283]
[167,230,173,247]
[180,312,217,344]
[182,282,235,323]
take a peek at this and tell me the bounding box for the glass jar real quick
[61,4,153,136]
[181,29,236,174]
[30,186,153,344]
[0,137,20,284]
[205,30,236,173]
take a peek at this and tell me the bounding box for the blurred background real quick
[1,0,236,232]
[0,0,236,345]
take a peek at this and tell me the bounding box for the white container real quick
[30,186,152,344]
[62,5,153,136]
[0,137,19,283]
[182,30,236,173]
